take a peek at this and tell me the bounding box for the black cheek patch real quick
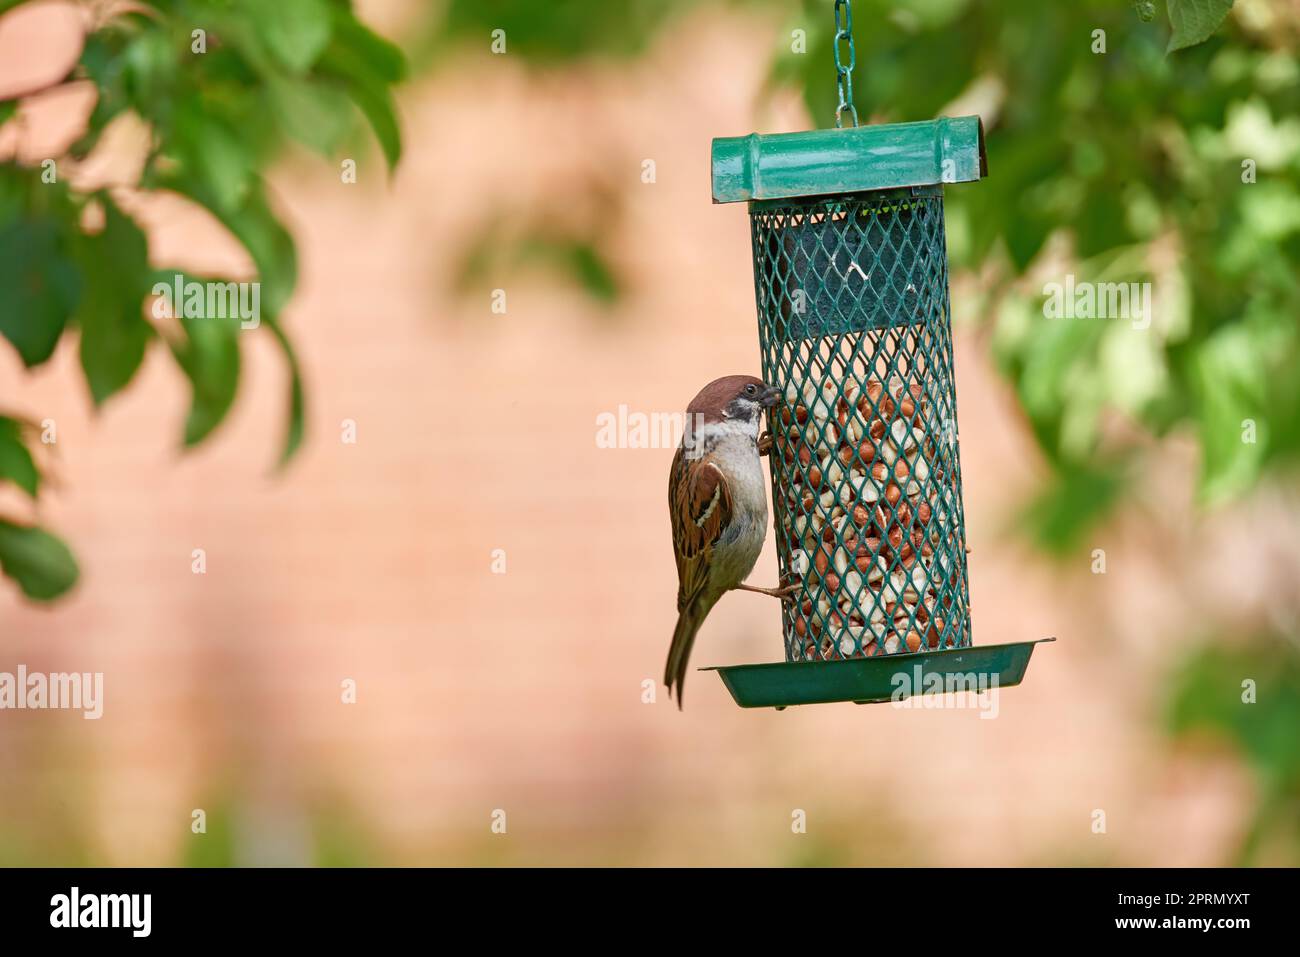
[727,398,757,420]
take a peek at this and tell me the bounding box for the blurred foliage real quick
[406,0,699,67]
[453,186,626,308]
[773,0,1299,550]
[0,798,94,866]
[0,0,405,601]
[0,785,375,866]
[1166,635,1300,864]
[457,227,621,305]
[183,791,375,867]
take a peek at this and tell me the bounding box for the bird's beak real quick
[760,385,782,409]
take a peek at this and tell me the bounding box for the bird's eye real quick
[745,384,757,396]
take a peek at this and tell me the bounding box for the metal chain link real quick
[833,0,858,128]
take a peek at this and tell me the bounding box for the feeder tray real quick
[706,86,1051,707]
[706,638,1055,709]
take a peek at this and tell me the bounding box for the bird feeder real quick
[702,9,1051,708]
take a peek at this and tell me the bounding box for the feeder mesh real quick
[750,185,973,663]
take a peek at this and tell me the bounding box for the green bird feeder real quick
[704,0,1051,708]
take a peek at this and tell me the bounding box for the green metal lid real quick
[711,115,987,204]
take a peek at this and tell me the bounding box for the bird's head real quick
[685,374,781,440]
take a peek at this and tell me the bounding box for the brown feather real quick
[665,444,735,704]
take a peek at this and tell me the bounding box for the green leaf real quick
[1013,312,1108,463]
[1074,189,1135,259]
[1004,211,1053,272]
[340,76,401,172]
[1167,0,1235,53]
[242,0,332,74]
[1016,464,1127,555]
[216,187,298,315]
[76,199,153,404]
[267,319,306,468]
[317,16,405,171]
[0,101,16,125]
[0,214,81,367]
[70,32,131,159]
[0,520,79,602]
[268,77,353,156]
[172,108,256,215]
[167,297,242,448]
[1192,324,1267,503]
[121,27,177,112]
[1166,639,1300,785]
[163,175,297,314]
[565,240,619,304]
[0,417,39,497]
[329,6,407,83]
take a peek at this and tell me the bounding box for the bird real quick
[665,374,793,708]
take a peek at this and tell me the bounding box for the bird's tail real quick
[665,598,713,709]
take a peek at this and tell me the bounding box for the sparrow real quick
[665,374,793,707]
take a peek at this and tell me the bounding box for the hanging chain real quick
[833,0,858,128]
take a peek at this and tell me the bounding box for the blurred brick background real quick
[2,0,1289,865]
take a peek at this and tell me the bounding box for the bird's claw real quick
[769,574,800,598]
[757,431,773,456]
[734,580,801,602]
[736,581,801,601]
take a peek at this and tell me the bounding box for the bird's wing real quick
[669,446,733,613]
